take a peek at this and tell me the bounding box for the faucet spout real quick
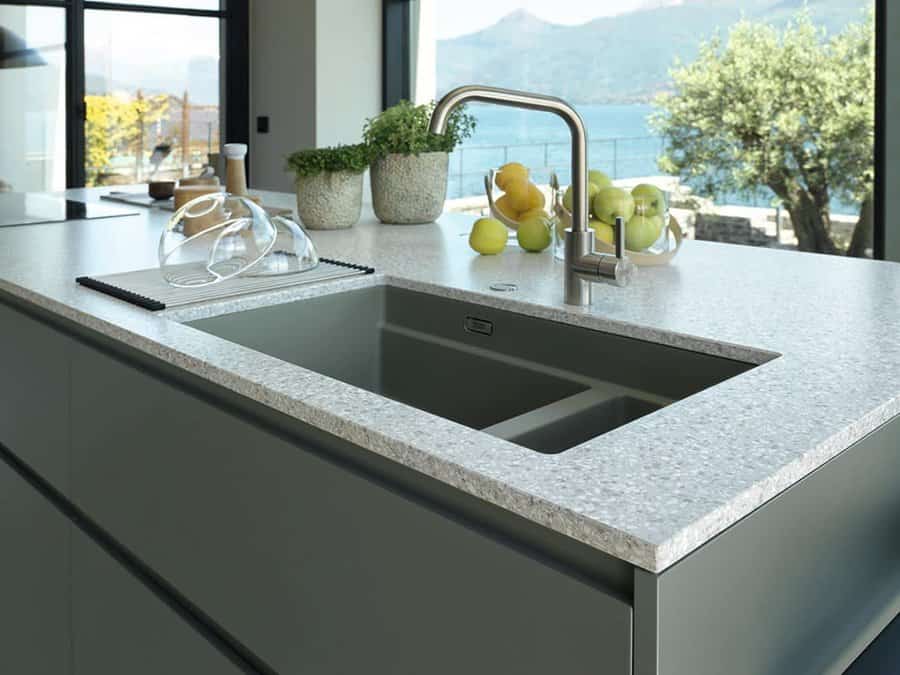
[430,85,633,305]
[430,86,590,233]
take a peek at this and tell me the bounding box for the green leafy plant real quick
[285,144,370,179]
[363,100,476,158]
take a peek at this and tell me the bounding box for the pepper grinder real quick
[223,143,249,196]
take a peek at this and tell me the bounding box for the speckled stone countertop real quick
[2,187,899,573]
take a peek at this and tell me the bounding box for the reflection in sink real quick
[186,285,758,453]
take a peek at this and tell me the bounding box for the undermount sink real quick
[186,286,757,454]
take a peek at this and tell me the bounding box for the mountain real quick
[436,0,872,104]
[85,55,220,106]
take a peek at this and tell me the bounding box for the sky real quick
[435,0,684,39]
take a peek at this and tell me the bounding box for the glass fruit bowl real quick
[549,175,675,262]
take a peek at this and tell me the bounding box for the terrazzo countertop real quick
[2,187,899,573]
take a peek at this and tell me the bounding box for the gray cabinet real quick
[70,520,243,674]
[0,301,70,490]
[0,450,243,675]
[0,451,70,674]
[69,341,633,675]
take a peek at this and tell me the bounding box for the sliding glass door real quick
[0,5,66,192]
[0,0,246,190]
[83,7,221,185]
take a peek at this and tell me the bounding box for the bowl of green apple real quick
[550,170,682,265]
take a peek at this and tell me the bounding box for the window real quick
[84,9,221,185]
[403,0,879,258]
[0,5,66,192]
[0,1,247,189]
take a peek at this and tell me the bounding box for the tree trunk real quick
[785,191,838,255]
[847,193,874,258]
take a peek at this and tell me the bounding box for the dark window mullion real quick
[382,0,411,109]
[65,0,86,187]
[874,0,886,260]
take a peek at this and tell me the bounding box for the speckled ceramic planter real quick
[295,170,363,230]
[370,152,449,225]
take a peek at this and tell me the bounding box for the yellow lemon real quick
[524,183,546,211]
[495,162,529,191]
[494,195,520,222]
[503,178,533,213]
[469,217,509,255]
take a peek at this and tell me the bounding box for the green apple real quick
[517,214,552,252]
[589,169,613,190]
[592,187,635,225]
[625,214,664,251]
[631,183,666,217]
[590,219,615,246]
[469,217,508,255]
[562,182,600,213]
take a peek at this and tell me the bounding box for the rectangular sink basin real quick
[186,286,758,454]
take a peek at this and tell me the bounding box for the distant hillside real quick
[86,55,219,106]
[436,0,872,104]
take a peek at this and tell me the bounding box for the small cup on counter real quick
[148,181,175,200]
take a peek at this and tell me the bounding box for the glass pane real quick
[415,0,876,257]
[89,1,222,10]
[0,5,66,192]
[84,9,221,186]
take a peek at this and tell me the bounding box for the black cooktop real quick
[0,193,138,228]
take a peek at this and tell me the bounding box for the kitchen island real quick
[0,188,898,674]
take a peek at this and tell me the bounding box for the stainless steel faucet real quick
[429,85,634,306]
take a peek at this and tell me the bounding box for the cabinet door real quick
[70,341,633,675]
[71,526,245,675]
[0,301,70,490]
[0,457,70,675]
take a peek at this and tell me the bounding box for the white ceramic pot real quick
[370,151,449,224]
[295,170,364,230]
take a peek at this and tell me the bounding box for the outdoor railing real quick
[447,135,665,199]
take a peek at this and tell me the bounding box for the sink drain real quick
[489,282,518,292]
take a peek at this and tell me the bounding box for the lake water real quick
[451,103,857,215]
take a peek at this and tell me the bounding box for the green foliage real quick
[285,144,370,178]
[651,8,874,253]
[363,100,476,158]
[85,92,169,186]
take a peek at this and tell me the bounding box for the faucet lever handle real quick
[614,216,626,260]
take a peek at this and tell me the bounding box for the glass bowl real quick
[158,194,320,287]
[159,193,276,287]
[551,184,672,261]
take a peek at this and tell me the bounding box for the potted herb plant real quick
[364,100,475,224]
[286,144,369,230]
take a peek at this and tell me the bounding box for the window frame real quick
[0,0,248,187]
[386,0,888,260]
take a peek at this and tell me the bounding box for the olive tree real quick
[651,10,874,256]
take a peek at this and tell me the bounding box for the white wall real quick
[249,0,382,192]
[249,0,317,191]
[315,0,382,148]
